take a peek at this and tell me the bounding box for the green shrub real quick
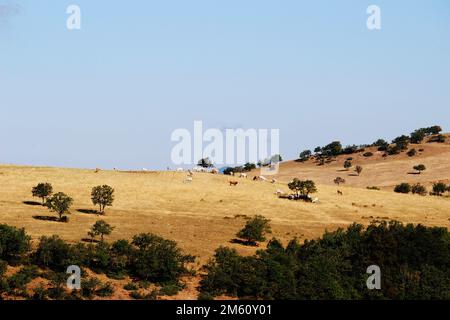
[130,233,195,284]
[33,235,78,272]
[0,224,31,264]
[8,265,39,290]
[200,221,450,300]
[363,152,373,157]
[411,183,427,196]
[394,183,411,194]
[158,282,184,296]
[407,149,417,157]
[431,182,447,196]
[124,282,138,291]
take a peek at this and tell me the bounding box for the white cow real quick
[239,173,247,178]
[184,177,193,183]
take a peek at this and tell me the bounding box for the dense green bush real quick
[200,221,450,300]
[0,224,31,264]
[130,233,195,283]
[411,183,427,196]
[33,236,82,272]
[394,183,411,194]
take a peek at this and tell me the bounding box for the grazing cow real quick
[184,177,193,183]
[337,190,343,195]
[229,181,239,186]
[270,178,277,184]
[229,171,234,176]
[239,173,247,178]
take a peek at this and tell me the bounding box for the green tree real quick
[243,163,256,171]
[413,164,426,174]
[333,177,345,186]
[343,160,352,170]
[394,183,411,194]
[91,185,115,214]
[355,165,363,176]
[45,192,73,221]
[236,215,271,246]
[410,130,426,144]
[88,220,114,242]
[0,224,31,263]
[32,183,53,205]
[197,157,214,168]
[299,150,312,161]
[432,182,447,196]
[411,183,427,196]
[288,179,317,199]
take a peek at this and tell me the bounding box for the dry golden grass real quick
[264,135,450,190]
[1,160,449,267]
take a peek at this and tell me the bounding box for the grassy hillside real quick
[1,162,449,266]
[262,134,450,189]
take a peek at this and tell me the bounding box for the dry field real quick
[1,136,450,299]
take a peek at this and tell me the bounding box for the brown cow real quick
[229,181,239,186]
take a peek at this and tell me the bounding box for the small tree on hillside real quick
[236,215,271,246]
[355,165,363,176]
[45,192,73,221]
[394,183,411,194]
[431,182,447,196]
[413,164,426,174]
[299,150,312,162]
[334,177,345,186]
[32,183,53,205]
[288,179,317,200]
[197,157,214,168]
[88,220,114,242]
[343,160,352,171]
[411,183,427,196]
[91,185,115,214]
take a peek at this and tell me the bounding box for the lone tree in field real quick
[197,157,214,168]
[236,215,271,246]
[288,179,317,200]
[91,185,115,214]
[32,183,53,205]
[343,160,352,171]
[45,192,73,221]
[355,165,363,176]
[413,164,426,174]
[334,177,345,186]
[88,220,114,242]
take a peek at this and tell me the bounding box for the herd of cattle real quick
[96,166,318,203]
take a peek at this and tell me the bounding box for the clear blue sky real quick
[1,0,449,169]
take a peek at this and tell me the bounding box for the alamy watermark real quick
[66,4,81,30]
[367,5,381,30]
[170,121,280,174]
